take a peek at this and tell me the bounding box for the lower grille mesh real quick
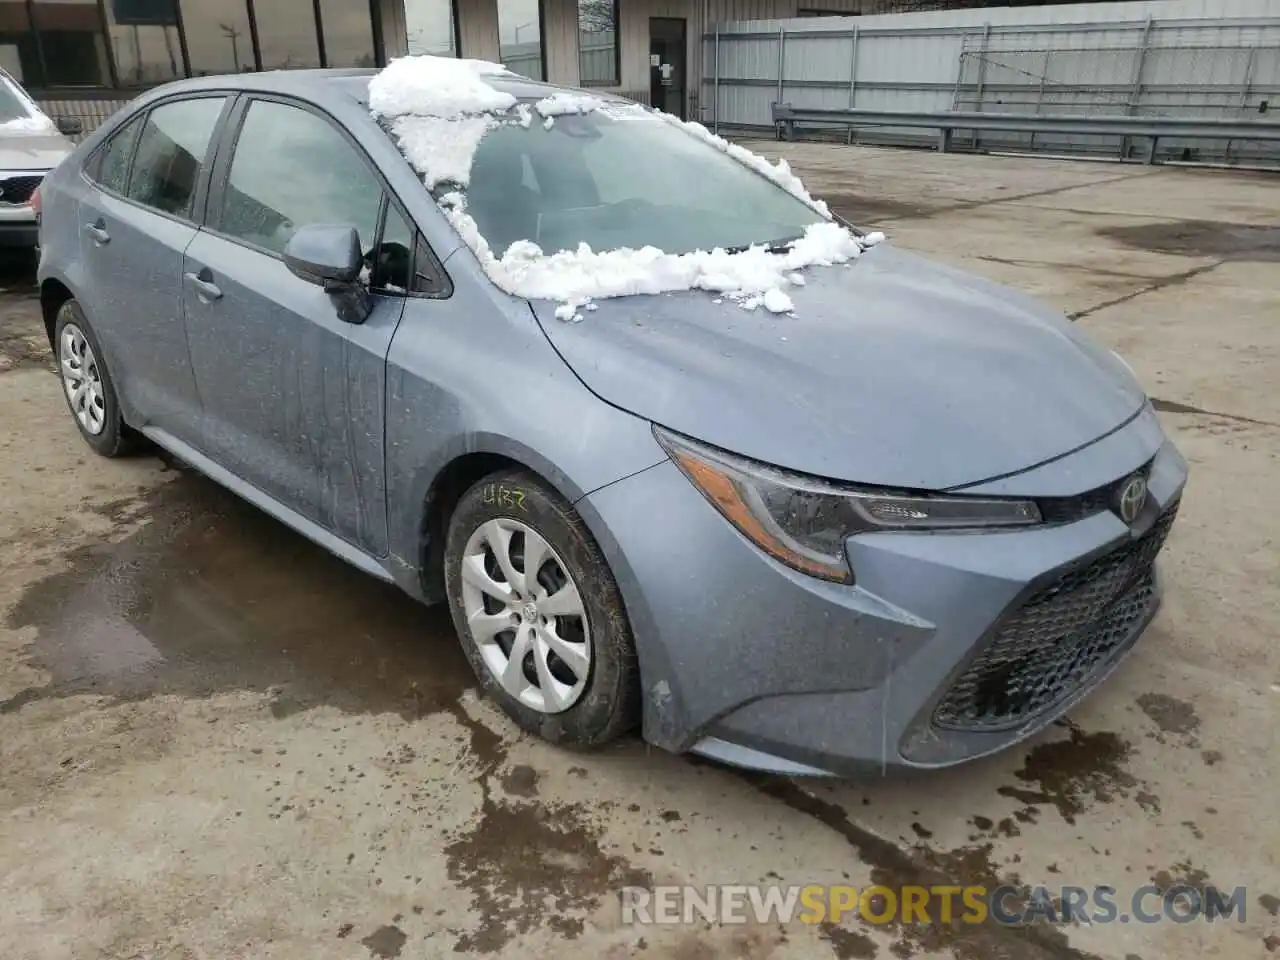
[934,502,1178,732]
[0,175,43,205]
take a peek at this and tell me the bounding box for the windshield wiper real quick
[724,235,801,255]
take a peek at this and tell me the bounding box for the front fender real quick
[385,419,666,603]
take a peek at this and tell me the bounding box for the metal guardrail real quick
[771,103,1280,164]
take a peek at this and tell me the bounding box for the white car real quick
[0,68,81,250]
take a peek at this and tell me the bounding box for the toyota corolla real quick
[34,58,1186,777]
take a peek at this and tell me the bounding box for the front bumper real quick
[580,405,1187,777]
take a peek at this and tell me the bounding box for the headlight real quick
[654,427,1041,584]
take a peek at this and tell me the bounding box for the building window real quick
[497,0,543,81]
[254,0,320,70]
[318,0,376,68]
[28,0,112,86]
[180,0,253,76]
[9,0,384,91]
[104,0,185,86]
[0,1,36,83]
[405,0,457,56]
[577,0,617,87]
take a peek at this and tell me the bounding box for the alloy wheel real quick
[59,323,106,436]
[459,518,591,714]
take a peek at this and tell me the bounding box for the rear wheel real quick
[443,469,639,746]
[53,300,137,458]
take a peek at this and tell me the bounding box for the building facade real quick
[7,0,1038,132]
[391,0,896,122]
[4,0,405,130]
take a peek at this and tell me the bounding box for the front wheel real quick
[443,468,640,746]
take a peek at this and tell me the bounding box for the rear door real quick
[181,95,408,556]
[77,95,230,442]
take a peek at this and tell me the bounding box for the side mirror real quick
[55,116,83,136]
[283,224,371,324]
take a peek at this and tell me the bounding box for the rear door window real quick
[126,97,226,219]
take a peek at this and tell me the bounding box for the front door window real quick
[215,100,382,256]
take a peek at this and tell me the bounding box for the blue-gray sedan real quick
[34,65,1187,777]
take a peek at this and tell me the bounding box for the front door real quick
[182,96,406,557]
[76,96,227,442]
[649,18,687,120]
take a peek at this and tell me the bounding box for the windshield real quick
[439,105,825,256]
[0,74,43,125]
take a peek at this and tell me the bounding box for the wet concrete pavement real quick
[1,147,1278,959]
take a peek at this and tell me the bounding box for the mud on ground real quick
[1,147,1278,959]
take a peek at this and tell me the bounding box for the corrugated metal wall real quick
[704,0,1280,163]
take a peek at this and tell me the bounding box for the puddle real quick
[1098,221,1280,261]
[996,722,1157,824]
[1150,861,1212,901]
[822,192,941,225]
[445,788,650,953]
[0,281,49,373]
[819,921,878,959]
[3,473,476,722]
[361,924,408,959]
[750,776,1089,960]
[1135,692,1200,739]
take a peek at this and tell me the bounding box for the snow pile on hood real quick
[369,56,885,317]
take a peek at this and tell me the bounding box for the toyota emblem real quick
[1116,473,1148,524]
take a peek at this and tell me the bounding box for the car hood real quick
[529,243,1146,490]
[0,129,73,171]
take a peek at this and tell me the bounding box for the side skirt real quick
[141,426,396,586]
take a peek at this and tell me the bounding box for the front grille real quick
[933,501,1179,732]
[0,174,43,205]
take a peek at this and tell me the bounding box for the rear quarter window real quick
[87,115,143,195]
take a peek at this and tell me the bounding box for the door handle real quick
[184,271,223,303]
[83,221,110,245]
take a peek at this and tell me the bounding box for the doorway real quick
[649,18,687,121]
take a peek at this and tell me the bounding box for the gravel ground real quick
[1,145,1277,960]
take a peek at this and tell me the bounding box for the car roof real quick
[143,66,630,109]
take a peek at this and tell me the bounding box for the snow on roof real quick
[368,55,515,119]
[369,56,885,318]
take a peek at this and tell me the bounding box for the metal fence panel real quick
[702,0,1280,165]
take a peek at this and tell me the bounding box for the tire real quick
[444,468,640,747]
[52,299,138,458]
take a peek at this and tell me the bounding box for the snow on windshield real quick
[369,56,883,318]
[0,75,54,130]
